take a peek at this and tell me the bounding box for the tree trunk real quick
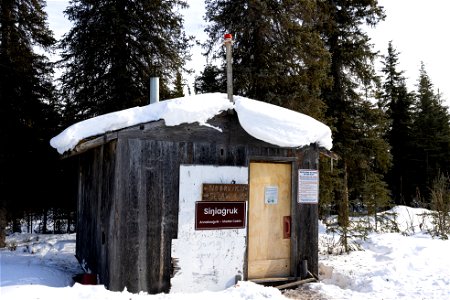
[12,217,21,233]
[338,160,350,252]
[42,208,48,234]
[27,212,33,233]
[0,208,6,248]
[338,160,349,227]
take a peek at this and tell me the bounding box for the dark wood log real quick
[274,277,317,290]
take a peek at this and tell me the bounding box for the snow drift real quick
[50,93,332,154]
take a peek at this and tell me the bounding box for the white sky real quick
[368,0,450,102]
[45,0,450,103]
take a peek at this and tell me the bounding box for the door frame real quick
[245,157,299,280]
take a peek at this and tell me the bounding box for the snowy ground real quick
[1,206,449,299]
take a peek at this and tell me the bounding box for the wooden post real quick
[300,260,308,279]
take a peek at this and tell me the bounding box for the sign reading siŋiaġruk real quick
[195,201,246,230]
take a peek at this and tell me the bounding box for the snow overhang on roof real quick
[50,93,333,154]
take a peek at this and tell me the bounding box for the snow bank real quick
[1,233,82,290]
[316,232,450,299]
[50,93,332,154]
[316,206,450,299]
[388,205,434,233]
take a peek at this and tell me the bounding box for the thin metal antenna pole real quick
[224,33,233,103]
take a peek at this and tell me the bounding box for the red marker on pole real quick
[224,33,233,103]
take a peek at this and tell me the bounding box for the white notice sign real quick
[298,169,319,204]
[264,186,278,204]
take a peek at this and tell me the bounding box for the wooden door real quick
[248,162,292,279]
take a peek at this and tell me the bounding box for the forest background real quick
[1,0,450,247]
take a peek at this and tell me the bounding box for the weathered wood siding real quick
[75,112,320,294]
[76,140,116,285]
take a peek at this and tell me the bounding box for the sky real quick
[368,0,450,101]
[44,0,450,103]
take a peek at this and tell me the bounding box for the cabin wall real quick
[76,112,320,294]
[107,138,251,293]
[76,140,116,284]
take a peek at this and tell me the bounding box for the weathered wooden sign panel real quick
[195,201,246,230]
[202,184,248,201]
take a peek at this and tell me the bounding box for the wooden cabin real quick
[53,94,331,294]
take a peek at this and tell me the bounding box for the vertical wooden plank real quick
[297,147,319,278]
[290,155,300,278]
[139,140,181,293]
[108,139,126,291]
[99,140,116,286]
[120,138,142,292]
[145,140,164,293]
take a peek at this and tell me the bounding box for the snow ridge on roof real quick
[50,93,332,154]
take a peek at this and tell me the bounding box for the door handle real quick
[283,216,291,239]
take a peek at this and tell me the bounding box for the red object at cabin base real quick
[73,273,97,285]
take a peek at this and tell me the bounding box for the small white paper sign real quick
[298,169,319,204]
[265,186,278,204]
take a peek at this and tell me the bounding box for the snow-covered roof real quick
[50,93,332,154]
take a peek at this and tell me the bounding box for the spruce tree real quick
[171,71,185,98]
[410,63,450,205]
[59,0,190,122]
[0,0,58,234]
[194,64,226,94]
[379,42,415,205]
[317,0,390,234]
[203,0,330,119]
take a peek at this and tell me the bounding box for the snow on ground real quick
[0,233,286,299]
[1,206,450,299]
[314,206,450,299]
[0,234,82,288]
[315,233,450,299]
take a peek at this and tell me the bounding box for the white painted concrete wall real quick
[170,165,248,293]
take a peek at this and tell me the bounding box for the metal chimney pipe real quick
[150,77,159,104]
[224,33,233,103]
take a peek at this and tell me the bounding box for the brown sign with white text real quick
[195,201,246,230]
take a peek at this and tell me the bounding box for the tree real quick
[194,64,226,94]
[59,0,191,122]
[170,71,185,98]
[203,0,330,119]
[317,1,390,236]
[379,42,415,205]
[0,0,59,236]
[410,63,450,204]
